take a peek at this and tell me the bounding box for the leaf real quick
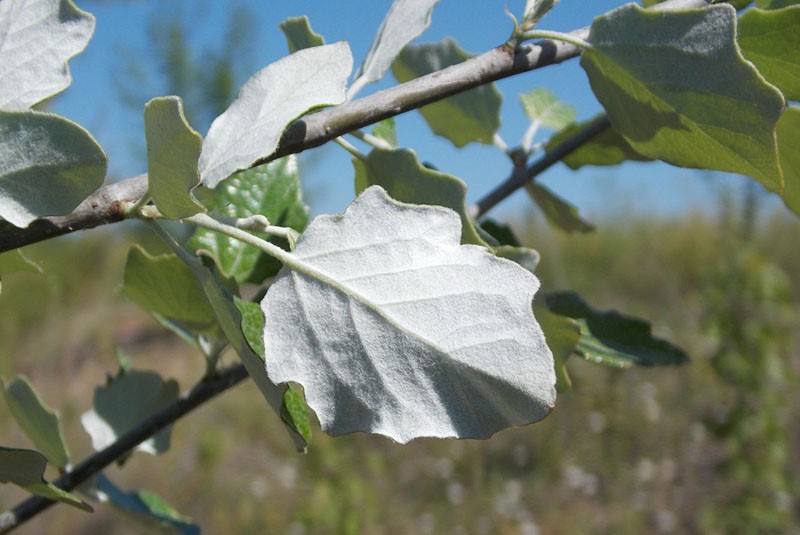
[2,376,70,469]
[0,110,106,227]
[348,0,440,98]
[121,246,221,337]
[260,186,556,443]
[0,447,91,511]
[581,4,785,191]
[544,291,690,368]
[0,250,41,274]
[162,240,309,452]
[279,16,325,53]
[777,106,800,215]
[371,118,398,148]
[738,6,800,101]
[477,219,521,247]
[523,0,560,26]
[352,148,488,246]
[199,42,352,188]
[547,115,651,169]
[519,89,576,131]
[0,0,95,109]
[756,0,798,8]
[392,38,502,147]
[81,369,179,457]
[88,474,199,535]
[494,246,540,274]
[534,303,580,392]
[144,96,203,219]
[189,157,309,284]
[525,182,595,233]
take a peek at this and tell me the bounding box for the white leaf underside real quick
[261,186,555,443]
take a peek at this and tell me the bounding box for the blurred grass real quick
[0,205,798,534]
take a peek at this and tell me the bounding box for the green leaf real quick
[190,156,310,284]
[81,369,179,457]
[371,118,399,148]
[89,474,199,535]
[0,0,95,109]
[121,246,221,336]
[2,376,70,469]
[534,303,580,392]
[162,239,309,452]
[0,110,107,228]
[738,6,800,101]
[494,246,540,274]
[477,219,521,247]
[144,96,203,219]
[261,186,555,442]
[0,447,91,512]
[519,88,576,131]
[547,115,651,169]
[353,148,488,245]
[756,0,798,9]
[523,0,560,26]
[544,291,690,368]
[581,4,785,191]
[349,0,440,97]
[525,182,595,233]
[0,250,41,275]
[777,107,800,215]
[200,42,352,188]
[279,16,325,53]
[392,38,502,147]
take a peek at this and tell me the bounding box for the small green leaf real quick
[495,246,540,274]
[0,447,91,512]
[371,118,399,148]
[2,376,70,469]
[279,16,325,53]
[582,4,785,191]
[523,0,559,26]
[738,6,800,101]
[162,239,309,452]
[525,182,595,233]
[0,0,95,109]
[353,148,488,245]
[144,96,203,219]
[546,115,651,169]
[756,0,798,9]
[544,291,690,368]
[392,38,502,147]
[121,246,221,337]
[81,369,179,457]
[282,385,312,444]
[190,156,310,284]
[535,303,580,392]
[0,110,107,228]
[477,219,521,247]
[89,474,199,535]
[519,88,576,131]
[777,107,800,215]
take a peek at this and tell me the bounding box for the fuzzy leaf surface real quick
[81,369,179,456]
[349,0,439,97]
[144,97,203,219]
[0,110,106,227]
[581,4,785,190]
[3,376,70,469]
[738,6,800,101]
[279,16,325,53]
[353,148,487,246]
[0,447,91,511]
[0,0,95,109]
[261,186,555,443]
[190,157,309,284]
[519,88,575,132]
[392,38,502,146]
[199,42,352,188]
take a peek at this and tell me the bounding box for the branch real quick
[0,0,709,254]
[0,363,249,534]
[475,115,611,217]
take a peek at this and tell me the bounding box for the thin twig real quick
[0,363,249,534]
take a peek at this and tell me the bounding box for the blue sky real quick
[53,0,756,222]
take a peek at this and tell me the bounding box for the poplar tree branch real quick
[0,0,708,254]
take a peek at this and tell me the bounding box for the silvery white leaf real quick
[0,0,95,109]
[261,186,555,443]
[199,41,352,188]
[348,0,439,99]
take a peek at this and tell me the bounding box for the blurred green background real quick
[1,191,798,534]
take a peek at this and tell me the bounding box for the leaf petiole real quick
[519,30,591,50]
